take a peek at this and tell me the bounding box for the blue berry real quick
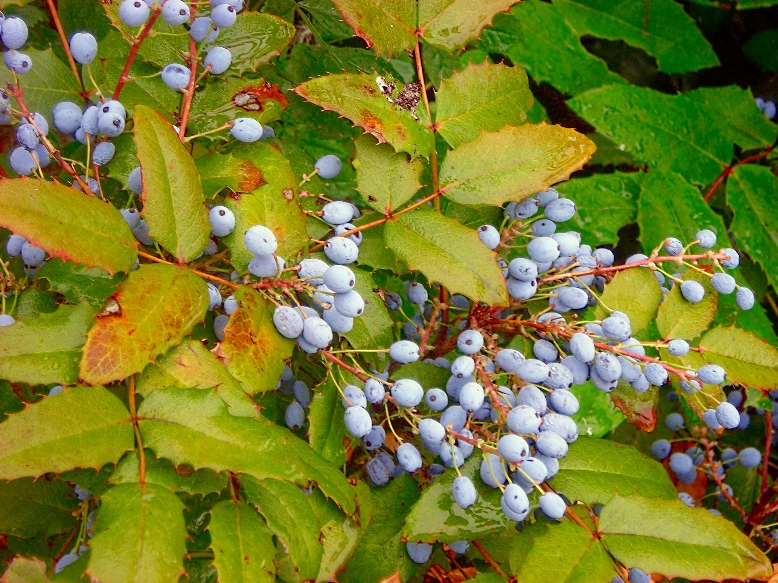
[663,237,683,256]
[736,287,754,310]
[539,492,566,519]
[161,0,190,25]
[527,236,560,263]
[424,388,447,411]
[4,50,32,74]
[720,247,740,269]
[544,198,576,222]
[2,17,28,49]
[667,339,689,357]
[204,46,231,74]
[161,64,191,90]
[343,406,371,437]
[209,205,235,237]
[696,229,716,248]
[650,439,671,460]
[210,3,237,28]
[272,306,303,339]
[716,402,740,429]
[740,447,761,468]
[391,378,423,408]
[244,225,277,256]
[501,483,529,521]
[535,432,567,458]
[97,113,125,137]
[406,542,432,564]
[92,141,115,166]
[284,401,305,430]
[119,0,150,26]
[697,364,726,385]
[315,154,342,179]
[665,412,684,431]
[681,280,705,303]
[324,237,358,264]
[452,476,477,509]
[457,330,484,355]
[190,17,218,42]
[389,340,420,364]
[397,443,422,473]
[478,224,500,249]
[70,32,97,64]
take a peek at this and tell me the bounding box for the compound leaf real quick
[0,178,136,274]
[384,207,508,305]
[354,135,424,214]
[599,495,772,581]
[593,267,662,335]
[0,477,80,537]
[134,105,211,263]
[0,386,133,480]
[215,12,296,75]
[209,500,276,583]
[439,123,596,206]
[80,264,208,385]
[699,325,778,390]
[87,483,187,583]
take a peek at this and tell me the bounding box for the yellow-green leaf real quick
[699,325,778,389]
[354,135,424,214]
[0,557,50,583]
[209,500,276,583]
[419,0,516,51]
[594,267,662,335]
[656,270,717,341]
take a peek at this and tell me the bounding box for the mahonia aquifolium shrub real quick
[0,0,777,581]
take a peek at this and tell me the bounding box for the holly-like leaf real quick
[354,135,424,214]
[509,516,614,583]
[418,0,516,51]
[35,260,120,307]
[727,165,778,291]
[555,0,719,74]
[134,105,211,263]
[215,12,295,75]
[656,270,716,341]
[209,500,276,583]
[593,267,662,335]
[0,478,80,537]
[111,451,228,496]
[87,483,187,583]
[308,376,351,468]
[137,340,259,417]
[598,494,772,581]
[384,207,508,305]
[343,268,393,367]
[569,87,732,185]
[477,3,625,96]
[79,264,209,385]
[196,153,265,199]
[137,388,357,514]
[552,438,676,506]
[330,0,416,55]
[0,558,50,583]
[222,142,308,272]
[0,303,97,385]
[435,62,532,148]
[438,123,596,206]
[0,178,137,274]
[699,325,778,390]
[0,386,133,480]
[294,73,435,158]
[214,287,295,394]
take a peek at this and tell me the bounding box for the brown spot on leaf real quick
[396,82,421,113]
[97,298,122,318]
[236,160,264,192]
[282,188,294,201]
[232,82,288,112]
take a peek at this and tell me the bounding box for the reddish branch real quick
[45,0,82,91]
[113,7,162,100]
[762,410,774,494]
[177,4,200,141]
[704,147,773,202]
[137,249,240,289]
[321,350,368,382]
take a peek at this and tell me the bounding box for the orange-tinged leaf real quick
[214,287,295,394]
[0,557,49,583]
[79,264,208,385]
[0,178,137,274]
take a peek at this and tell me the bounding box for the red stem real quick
[321,350,368,382]
[762,409,773,494]
[113,7,162,100]
[177,4,199,141]
[704,147,773,202]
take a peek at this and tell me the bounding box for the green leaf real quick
[570,382,625,438]
[637,170,728,253]
[137,339,259,418]
[598,494,773,581]
[329,0,416,55]
[0,303,97,385]
[35,260,120,307]
[354,135,424,213]
[510,517,614,583]
[593,267,662,335]
[208,500,276,583]
[196,153,265,199]
[728,165,778,291]
[343,268,393,366]
[111,451,228,496]
[13,287,57,320]
[555,0,719,74]
[418,0,516,51]
[308,377,351,467]
[0,179,137,274]
[744,29,778,71]
[477,3,625,96]
[87,483,187,583]
[384,207,508,305]
[216,12,295,75]
[0,478,79,537]
[699,325,778,390]
[222,142,308,272]
[0,558,50,583]
[608,380,660,432]
[80,264,208,385]
[563,172,641,247]
[134,105,211,263]
[214,287,295,394]
[294,73,435,158]
[439,123,596,206]
[403,455,515,543]
[137,388,356,514]
[656,270,717,341]
[0,386,133,480]
[569,87,732,185]
[435,62,532,148]
[391,361,452,390]
[102,3,186,68]
[553,438,676,506]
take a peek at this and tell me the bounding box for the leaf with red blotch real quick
[609,381,658,431]
[196,153,265,199]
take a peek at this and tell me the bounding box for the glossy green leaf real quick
[477,3,625,96]
[13,287,57,320]
[553,438,675,506]
[0,303,96,385]
[656,270,716,341]
[222,142,308,272]
[390,361,451,390]
[294,73,434,158]
[0,386,133,480]
[216,12,295,75]
[137,340,259,418]
[343,268,393,365]
[134,105,211,263]
[354,135,424,213]
[308,377,351,468]
[214,287,295,394]
[570,382,625,438]
[80,264,208,385]
[555,0,719,74]
[727,165,778,290]
[563,172,641,247]
[209,500,276,583]
[593,267,662,335]
[0,179,137,274]
[439,123,596,206]
[0,558,50,583]
[435,62,532,148]
[384,207,508,305]
[111,451,228,496]
[314,482,370,581]
[699,325,778,390]
[195,153,265,199]
[0,478,79,537]
[599,495,773,581]
[510,517,614,583]
[569,87,732,185]
[35,260,120,307]
[403,455,515,543]
[330,0,415,55]
[87,483,187,583]
[137,388,356,514]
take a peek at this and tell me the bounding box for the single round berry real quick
[478,224,500,249]
[272,306,304,339]
[204,46,232,74]
[391,378,423,408]
[97,113,125,137]
[161,0,190,25]
[736,287,755,310]
[680,280,705,303]
[119,0,150,26]
[539,492,566,519]
[452,476,478,509]
[2,17,29,50]
[324,237,359,265]
[190,17,219,42]
[161,64,191,91]
[315,154,342,179]
[4,50,32,74]
[209,206,235,237]
[210,3,237,28]
[244,225,277,256]
[92,141,116,166]
[70,32,98,64]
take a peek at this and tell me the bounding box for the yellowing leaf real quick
[418,0,516,51]
[354,135,424,214]
[0,557,50,583]
[593,267,662,335]
[656,270,716,341]
[699,325,778,390]
[79,264,208,385]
